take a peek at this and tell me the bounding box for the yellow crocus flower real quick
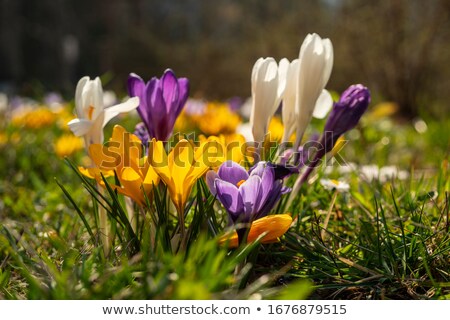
[79,125,159,205]
[219,214,293,248]
[149,137,225,219]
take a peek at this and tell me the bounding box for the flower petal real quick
[67,118,92,136]
[215,179,243,218]
[206,170,219,195]
[312,89,333,119]
[103,97,139,127]
[217,160,249,185]
[219,214,292,248]
[239,175,262,217]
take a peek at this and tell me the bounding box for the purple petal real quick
[127,73,145,98]
[256,181,283,219]
[176,77,190,115]
[217,160,249,185]
[215,179,243,218]
[161,69,179,113]
[256,165,275,211]
[206,170,219,195]
[239,175,262,218]
[249,161,267,178]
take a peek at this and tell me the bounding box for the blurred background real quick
[0,0,449,118]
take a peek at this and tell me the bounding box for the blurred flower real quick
[134,122,150,146]
[206,161,290,243]
[128,69,189,141]
[320,179,350,192]
[368,102,398,119]
[149,138,221,219]
[0,132,7,146]
[360,165,379,182]
[219,214,292,248]
[337,162,358,175]
[250,57,288,143]
[413,118,428,134]
[54,134,84,157]
[227,96,243,112]
[184,98,206,116]
[12,107,56,129]
[80,125,159,205]
[292,33,334,150]
[379,165,409,183]
[193,102,241,135]
[266,117,286,143]
[68,76,139,148]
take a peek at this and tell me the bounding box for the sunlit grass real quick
[0,104,449,299]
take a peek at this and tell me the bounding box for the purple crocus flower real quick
[207,161,291,244]
[127,69,189,141]
[301,84,370,180]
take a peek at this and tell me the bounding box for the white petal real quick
[67,118,92,136]
[236,122,254,142]
[277,58,290,98]
[251,58,265,93]
[250,57,279,142]
[102,97,140,127]
[91,77,104,120]
[321,38,334,87]
[312,89,333,119]
[75,76,89,117]
[281,60,299,142]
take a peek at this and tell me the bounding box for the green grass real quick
[0,107,449,299]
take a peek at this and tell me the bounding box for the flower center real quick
[236,179,246,187]
[88,105,95,120]
[331,179,340,186]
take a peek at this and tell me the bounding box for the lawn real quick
[0,86,448,300]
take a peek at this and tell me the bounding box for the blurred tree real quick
[0,0,448,117]
[335,0,450,117]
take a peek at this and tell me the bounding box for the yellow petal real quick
[149,139,171,184]
[219,214,293,248]
[119,167,145,204]
[89,143,123,171]
[169,139,194,189]
[78,166,113,179]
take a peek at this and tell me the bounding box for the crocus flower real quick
[149,137,225,227]
[79,125,160,206]
[128,69,189,141]
[206,161,291,243]
[292,33,334,151]
[286,84,370,207]
[219,214,293,248]
[68,76,139,148]
[250,57,289,144]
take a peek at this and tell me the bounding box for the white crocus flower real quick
[250,57,289,144]
[292,33,333,150]
[68,76,139,148]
